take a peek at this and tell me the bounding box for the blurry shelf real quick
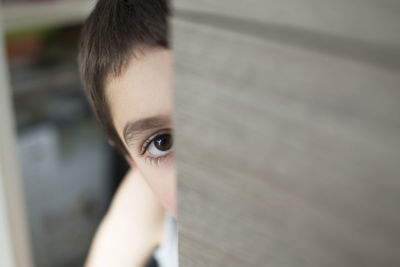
[2,0,95,32]
[11,63,81,98]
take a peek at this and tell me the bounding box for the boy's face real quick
[106,48,176,217]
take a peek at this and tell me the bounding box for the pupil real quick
[154,134,172,151]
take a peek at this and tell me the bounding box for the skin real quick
[85,48,176,267]
[107,47,176,218]
[85,169,166,267]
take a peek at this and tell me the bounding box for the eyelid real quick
[140,129,172,156]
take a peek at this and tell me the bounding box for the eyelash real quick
[144,156,169,167]
[140,129,173,166]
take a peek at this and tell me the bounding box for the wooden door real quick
[174,1,400,266]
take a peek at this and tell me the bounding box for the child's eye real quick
[141,130,173,161]
[146,133,173,157]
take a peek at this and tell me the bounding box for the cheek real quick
[135,160,177,217]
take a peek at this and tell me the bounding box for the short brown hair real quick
[78,0,170,155]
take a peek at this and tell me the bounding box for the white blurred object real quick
[154,213,179,267]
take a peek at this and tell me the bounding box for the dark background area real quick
[3,1,129,266]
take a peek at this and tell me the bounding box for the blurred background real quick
[0,1,129,267]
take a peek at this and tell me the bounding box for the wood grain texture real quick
[174,16,400,267]
[174,0,400,48]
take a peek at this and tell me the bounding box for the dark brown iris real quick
[154,133,173,151]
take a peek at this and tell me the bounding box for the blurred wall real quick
[0,8,33,267]
[175,1,400,266]
[0,172,16,267]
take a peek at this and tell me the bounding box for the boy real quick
[78,0,176,266]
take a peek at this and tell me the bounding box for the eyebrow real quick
[123,115,171,146]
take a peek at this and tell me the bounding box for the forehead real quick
[105,48,172,141]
